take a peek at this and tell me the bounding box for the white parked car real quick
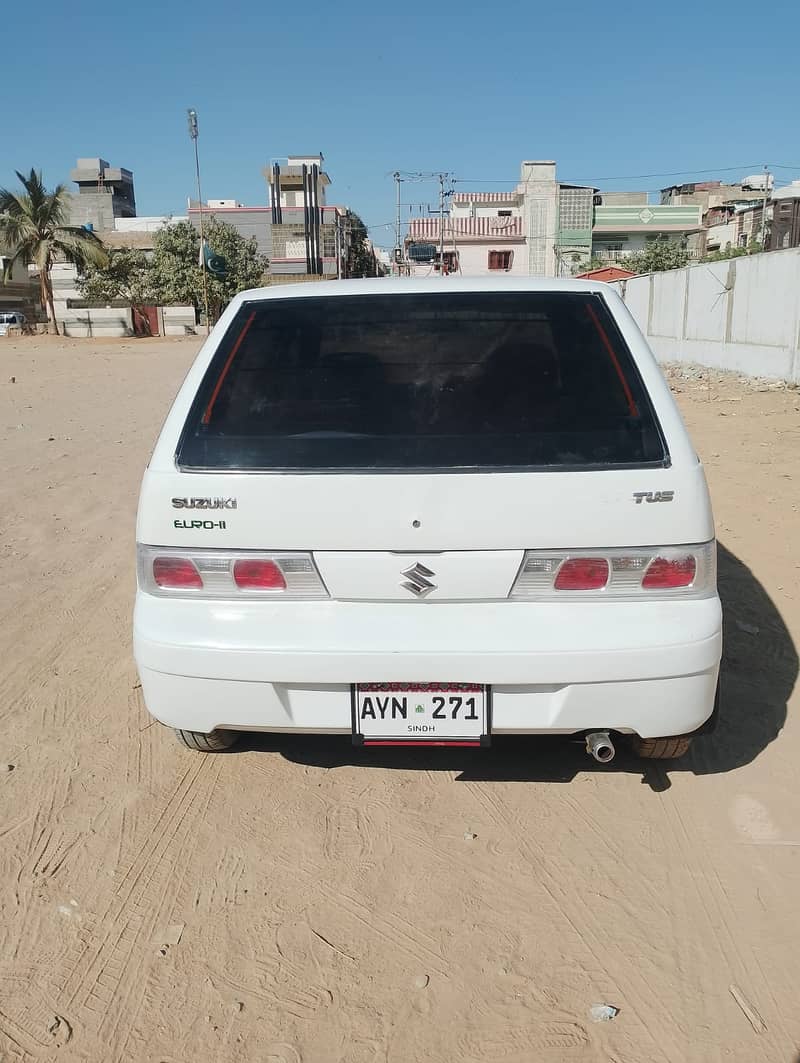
[134,278,722,761]
[0,311,26,336]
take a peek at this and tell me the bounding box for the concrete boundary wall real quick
[62,308,134,338]
[60,305,196,338]
[160,306,197,336]
[613,247,800,383]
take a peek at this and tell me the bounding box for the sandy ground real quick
[0,334,799,1063]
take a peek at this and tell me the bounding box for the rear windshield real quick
[177,292,668,472]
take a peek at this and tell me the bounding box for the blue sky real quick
[6,0,800,248]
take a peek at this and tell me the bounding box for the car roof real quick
[230,276,614,307]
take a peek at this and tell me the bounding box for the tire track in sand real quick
[464,781,677,1063]
[52,755,220,1061]
[652,784,791,1057]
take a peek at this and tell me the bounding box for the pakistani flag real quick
[199,238,227,279]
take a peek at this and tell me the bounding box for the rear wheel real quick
[630,735,692,760]
[174,728,238,752]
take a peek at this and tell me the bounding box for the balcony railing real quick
[596,248,701,262]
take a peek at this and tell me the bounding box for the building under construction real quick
[67,158,137,230]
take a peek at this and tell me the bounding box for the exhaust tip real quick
[586,731,615,763]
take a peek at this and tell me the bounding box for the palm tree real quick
[0,168,108,335]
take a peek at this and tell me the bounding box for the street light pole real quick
[187,108,210,335]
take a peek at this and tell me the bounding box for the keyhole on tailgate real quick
[412,519,421,528]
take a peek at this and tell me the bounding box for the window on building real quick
[488,250,513,271]
[285,237,307,258]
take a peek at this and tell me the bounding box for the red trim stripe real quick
[362,740,482,747]
[201,310,256,426]
[585,302,639,418]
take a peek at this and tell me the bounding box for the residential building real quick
[770,180,800,251]
[403,161,594,277]
[660,177,771,210]
[374,246,392,271]
[265,154,346,280]
[690,201,768,256]
[114,215,188,235]
[67,157,137,230]
[658,176,781,259]
[407,190,527,276]
[187,199,272,258]
[596,192,648,206]
[0,246,40,320]
[556,182,595,274]
[591,203,703,261]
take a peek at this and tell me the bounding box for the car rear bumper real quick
[133,595,722,738]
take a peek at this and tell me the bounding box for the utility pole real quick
[439,172,446,274]
[187,108,210,335]
[761,164,771,252]
[342,213,349,279]
[333,208,339,278]
[394,172,402,275]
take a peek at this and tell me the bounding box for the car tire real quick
[630,735,692,759]
[173,728,238,752]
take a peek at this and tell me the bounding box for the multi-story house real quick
[404,161,594,277]
[265,155,347,281]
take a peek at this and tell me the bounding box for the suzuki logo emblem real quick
[401,562,437,598]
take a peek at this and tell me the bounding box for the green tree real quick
[626,236,689,275]
[345,212,378,278]
[571,255,606,275]
[78,247,158,333]
[78,246,158,333]
[701,238,762,263]
[202,218,268,317]
[148,219,267,322]
[0,168,108,334]
[78,247,153,303]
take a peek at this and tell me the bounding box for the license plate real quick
[352,683,490,746]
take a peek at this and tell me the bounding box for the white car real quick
[0,311,26,336]
[134,278,722,762]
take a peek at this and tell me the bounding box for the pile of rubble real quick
[660,361,794,392]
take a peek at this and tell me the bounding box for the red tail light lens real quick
[642,556,696,589]
[554,558,609,590]
[511,543,714,599]
[233,559,287,590]
[153,557,203,589]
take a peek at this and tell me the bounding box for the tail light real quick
[511,542,715,600]
[137,546,327,599]
[153,556,203,589]
[233,559,286,590]
[642,556,696,589]
[554,558,609,590]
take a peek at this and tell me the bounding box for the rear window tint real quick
[177,292,668,472]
